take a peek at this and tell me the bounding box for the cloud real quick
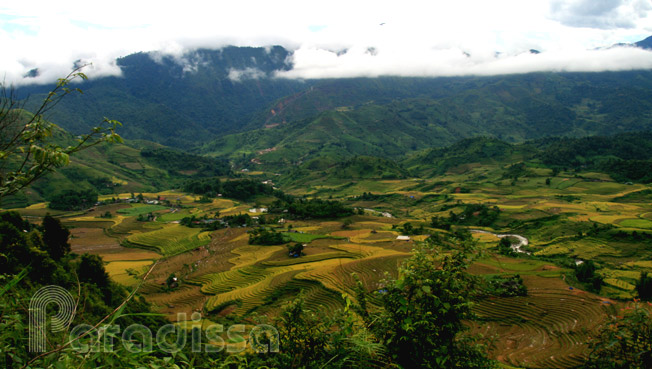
[275,44,652,79]
[228,67,267,82]
[549,0,652,29]
[1,0,652,85]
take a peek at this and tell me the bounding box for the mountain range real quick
[13,37,652,172]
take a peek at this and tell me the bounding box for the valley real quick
[11,153,652,368]
[5,40,652,368]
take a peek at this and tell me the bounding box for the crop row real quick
[126,224,212,256]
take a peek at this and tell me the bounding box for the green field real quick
[17,137,652,369]
[126,224,212,256]
[117,204,169,216]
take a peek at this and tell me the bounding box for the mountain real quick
[403,137,523,177]
[201,70,652,170]
[636,36,652,50]
[2,122,232,208]
[15,37,652,157]
[17,46,308,149]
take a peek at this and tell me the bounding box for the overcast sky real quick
[2,0,652,84]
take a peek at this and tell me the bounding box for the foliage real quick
[42,215,71,260]
[575,260,603,292]
[140,147,231,177]
[636,272,652,301]
[249,227,287,245]
[255,294,386,369]
[583,301,652,369]
[270,197,354,219]
[47,188,98,210]
[0,211,168,368]
[497,237,517,257]
[430,216,452,231]
[398,221,425,235]
[537,132,652,183]
[0,67,122,202]
[183,178,275,201]
[356,239,495,368]
[222,213,254,227]
[432,203,501,229]
[287,243,304,257]
[484,274,528,297]
[77,253,110,289]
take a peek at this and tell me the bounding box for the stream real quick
[471,230,531,255]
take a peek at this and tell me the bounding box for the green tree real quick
[583,301,652,368]
[497,237,517,257]
[287,242,304,257]
[636,271,652,300]
[42,214,70,260]
[357,240,495,368]
[0,66,122,203]
[249,227,287,245]
[77,253,109,289]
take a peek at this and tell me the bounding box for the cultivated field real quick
[15,163,652,368]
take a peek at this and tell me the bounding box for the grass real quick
[281,232,330,243]
[105,260,153,286]
[618,218,652,229]
[117,204,169,216]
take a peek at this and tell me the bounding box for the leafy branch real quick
[0,66,123,200]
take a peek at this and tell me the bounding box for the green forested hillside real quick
[201,70,652,169]
[16,45,652,155]
[2,124,232,208]
[18,46,308,148]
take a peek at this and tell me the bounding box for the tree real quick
[636,271,652,300]
[249,227,287,245]
[583,301,652,368]
[0,66,122,203]
[77,253,109,288]
[42,214,70,260]
[287,243,304,257]
[497,237,517,257]
[357,239,495,368]
[48,188,98,210]
[575,260,603,292]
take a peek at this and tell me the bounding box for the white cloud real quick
[1,0,652,85]
[228,67,267,82]
[549,0,652,29]
[276,44,652,79]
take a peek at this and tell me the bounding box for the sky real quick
[2,0,652,85]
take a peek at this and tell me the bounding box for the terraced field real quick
[20,167,652,368]
[472,276,619,369]
[126,224,212,256]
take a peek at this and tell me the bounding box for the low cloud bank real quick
[7,43,652,87]
[276,44,652,79]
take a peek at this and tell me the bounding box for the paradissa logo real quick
[29,285,279,354]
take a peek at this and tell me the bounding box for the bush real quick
[249,227,287,245]
[48,189,98,210]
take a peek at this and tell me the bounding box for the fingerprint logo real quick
[29,285,76,352]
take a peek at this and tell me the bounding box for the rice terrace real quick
[5,9,652,367]
[7,152,652,367]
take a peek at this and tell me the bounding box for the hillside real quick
[12,42,652,155]
[17,46,308,148]
[201,70,652,170]
[1,124,232,208]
